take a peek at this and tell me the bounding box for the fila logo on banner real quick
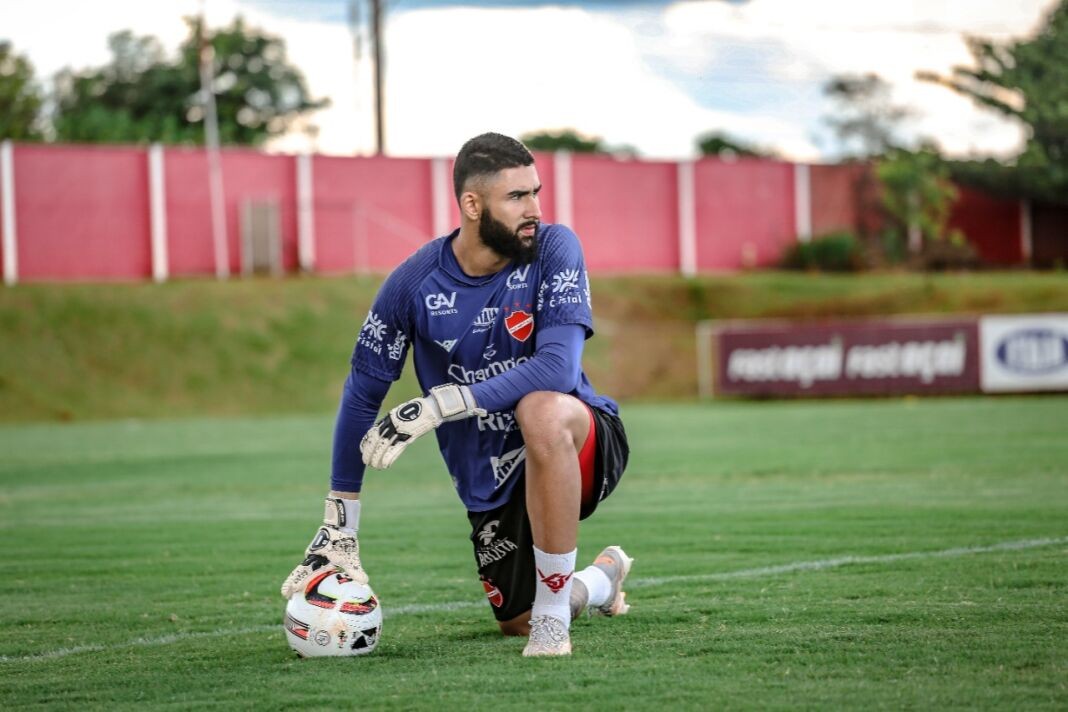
[505,310,533,342]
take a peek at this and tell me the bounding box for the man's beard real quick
[478,207,539,264]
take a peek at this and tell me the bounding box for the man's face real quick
[477,165,542,263]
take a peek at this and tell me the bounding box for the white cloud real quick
[0,0,1057,161]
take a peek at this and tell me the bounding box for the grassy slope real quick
[1,271,1067,422]
[1,398,1066,708]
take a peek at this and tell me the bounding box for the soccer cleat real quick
[591,545,633,617]
[522,615,572,657]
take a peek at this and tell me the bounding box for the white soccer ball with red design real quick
[283,568,383,657]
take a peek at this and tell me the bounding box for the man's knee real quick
[515,391,587,455]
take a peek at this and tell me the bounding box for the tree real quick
[695,131,768,158]
[0,41,44,141]
[876,147,960,254]
[919,1,1068,203]
[823,73,912,158]
[52,17,327,146]
[521,129,607,153]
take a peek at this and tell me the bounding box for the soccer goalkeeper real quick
[282,132,632,657]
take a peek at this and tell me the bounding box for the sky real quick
[0,0,1060,161]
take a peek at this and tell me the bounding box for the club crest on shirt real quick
[504,310,533,342]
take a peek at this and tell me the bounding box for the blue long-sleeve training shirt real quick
[330,224,617,512]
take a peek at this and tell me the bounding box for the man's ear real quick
[460,191,482,222]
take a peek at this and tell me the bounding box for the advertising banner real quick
[712,318,981,397]
[980,314,1068,393]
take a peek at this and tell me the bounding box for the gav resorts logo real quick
[996,328,1068,374]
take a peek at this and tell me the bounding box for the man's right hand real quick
[281,497,368,599]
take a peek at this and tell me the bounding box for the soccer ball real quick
[283,568,383,657]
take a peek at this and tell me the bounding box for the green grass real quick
[2,271,1067,420]
[2,397,1067,709]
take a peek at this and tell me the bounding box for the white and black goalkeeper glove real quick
[360,384,485,470]
[281,497,367,599]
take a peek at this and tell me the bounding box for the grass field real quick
[2,397,1066,709]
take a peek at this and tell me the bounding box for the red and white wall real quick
[0,140,1056,284]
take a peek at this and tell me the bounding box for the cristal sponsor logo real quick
[448,356,529,384]
[435,339,458,352]
[472,307,499,333]
[996,329,1068,374]
[551,268,581,293]
[358,311,386,355]
[490,446,526,487]
[425,292,458,316]
[506,265,531,290]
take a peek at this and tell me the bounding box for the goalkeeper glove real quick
[281,497,367,599]
[360,383,484,469]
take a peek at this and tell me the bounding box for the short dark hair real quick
[453,133,534,203]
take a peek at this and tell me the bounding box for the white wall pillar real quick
[297,153,316,272]
[1,140,17,286]
[793,162,812,243]
[677,160,697,277]
[148,144,169,283]
[431,156,451,237]
[1020,199,1033,265]
[553,150,573,227]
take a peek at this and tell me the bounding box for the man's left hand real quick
[361,384,484,469]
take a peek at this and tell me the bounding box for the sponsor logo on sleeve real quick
[425,292,458,316]
[358,311,387,355]
[547,268,584,308]
[551,268,580,293]
[387,331,407,360]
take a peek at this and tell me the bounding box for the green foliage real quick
[823,73,912,158]
[0,41,43,140]
[695,131,768,158]
[1,398,1067,707]
[919,1,1068,203]
[8,274,1068,420]
[780,231,864,272]
[51,17,326,146]
[521,129,608,154]
[876,148,959,250]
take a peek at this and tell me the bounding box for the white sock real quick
[532,546,576,628]
[573,565,612,608]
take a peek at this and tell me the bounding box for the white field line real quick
[2,536,1063,665]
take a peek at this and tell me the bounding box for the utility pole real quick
[371,0,385,155]
[199,2,229,279]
